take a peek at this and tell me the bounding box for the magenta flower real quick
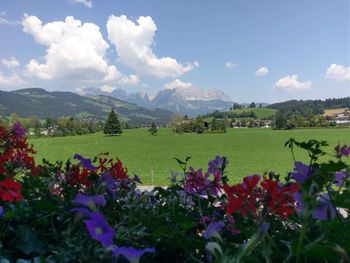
[84,212,115,247]
[12,122,26,137]
[72,193,106,209]
[112,246,155,263]
[74,154,97,171]
[335,145,350,158]
[208,156,227,174]
[290,162,316,183]
[203,221,225,239]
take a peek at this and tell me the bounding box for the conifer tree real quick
[103,109,122,135]
[148,121,158,136]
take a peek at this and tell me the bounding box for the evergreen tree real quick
[148,121,158,136]
[103,109,122,135]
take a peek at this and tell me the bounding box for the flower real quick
[334,171,349,187]
[133,174,142,184]
[12,122,26,137]
[335,145,350,158]
[83,212,115,247]
[0,206,4,216]
[261,178,300,219]
[290,162,316,183]
[99,173,117,197]
[208,156,228,174]
[112,246,155,263]
[203,221,225,239]
[312,193,336,221]
[0,178,24,203]
[72,193,106,209]
[74,154,97,171]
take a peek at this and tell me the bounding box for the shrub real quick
[0,123,349,262]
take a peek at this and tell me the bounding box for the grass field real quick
[29,128,350,185]
[230,107,278,118]
[323,108,348,116]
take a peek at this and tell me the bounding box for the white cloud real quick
[2,57,20,68]
[100,85,115,93]
[0,72,24,88]
[225,62,238,68]
[164,78,194,89]
[325,64,350,81]
[0,17,20,25]
[274,75,312,92]
[22,14,138,89]
[255,66,269,76]
[72,0,92,8]
[107,15,198,78]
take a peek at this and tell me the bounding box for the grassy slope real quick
[29,128,350,185]
[230,108,278,118]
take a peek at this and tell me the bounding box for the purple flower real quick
[84,212,115,247]
[312,193,336,221]
[133,174,142,184]
[12,122,26,137]
[99,173,117,198]
[335,145,350,158]
[203,221,225,239]
[0,206,4,217]
[74,154,97,171]
[72,193,106,209]
[112,247,155,263]
[291,162,316,183]
[334,171,349,187]
[259,223,270,233]
[208,156,228,174]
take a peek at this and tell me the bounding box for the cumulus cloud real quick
[225,62,238,68]
[2,57,20,68]
[107,15,198,78]
[274,75,312,92]
[164,78,194,89]
[255,66,269,76]
[325,64,350,81]
[0,72,24,88]
[22,14,138,89]
[72,0,92,8]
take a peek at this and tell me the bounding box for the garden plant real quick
[0,122,349,262]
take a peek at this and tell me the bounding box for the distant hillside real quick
[0,88,173,125]
[202,107,277,120]
[269,97,350,113]
[230,107,278,119]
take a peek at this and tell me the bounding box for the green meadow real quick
[29,128,350,185]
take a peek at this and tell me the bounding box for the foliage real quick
[1,122,349,262]
[103,109,122,136]
[148,121,158,136]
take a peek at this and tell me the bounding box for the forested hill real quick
[0,88,173,125]
[269,97,350,114]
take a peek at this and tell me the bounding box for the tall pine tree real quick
[103,109,122,136]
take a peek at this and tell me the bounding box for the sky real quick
[0,0,349,103]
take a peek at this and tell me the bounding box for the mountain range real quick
[0,88,173,125]
[82,86,234,116]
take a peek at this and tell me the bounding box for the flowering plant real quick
[0,123,349,262]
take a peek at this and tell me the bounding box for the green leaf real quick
[16,225,44,255]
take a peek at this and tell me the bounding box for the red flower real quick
[0,178,24,203]
[261,178,300,219]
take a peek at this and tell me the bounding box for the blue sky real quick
[0,0,349,102]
